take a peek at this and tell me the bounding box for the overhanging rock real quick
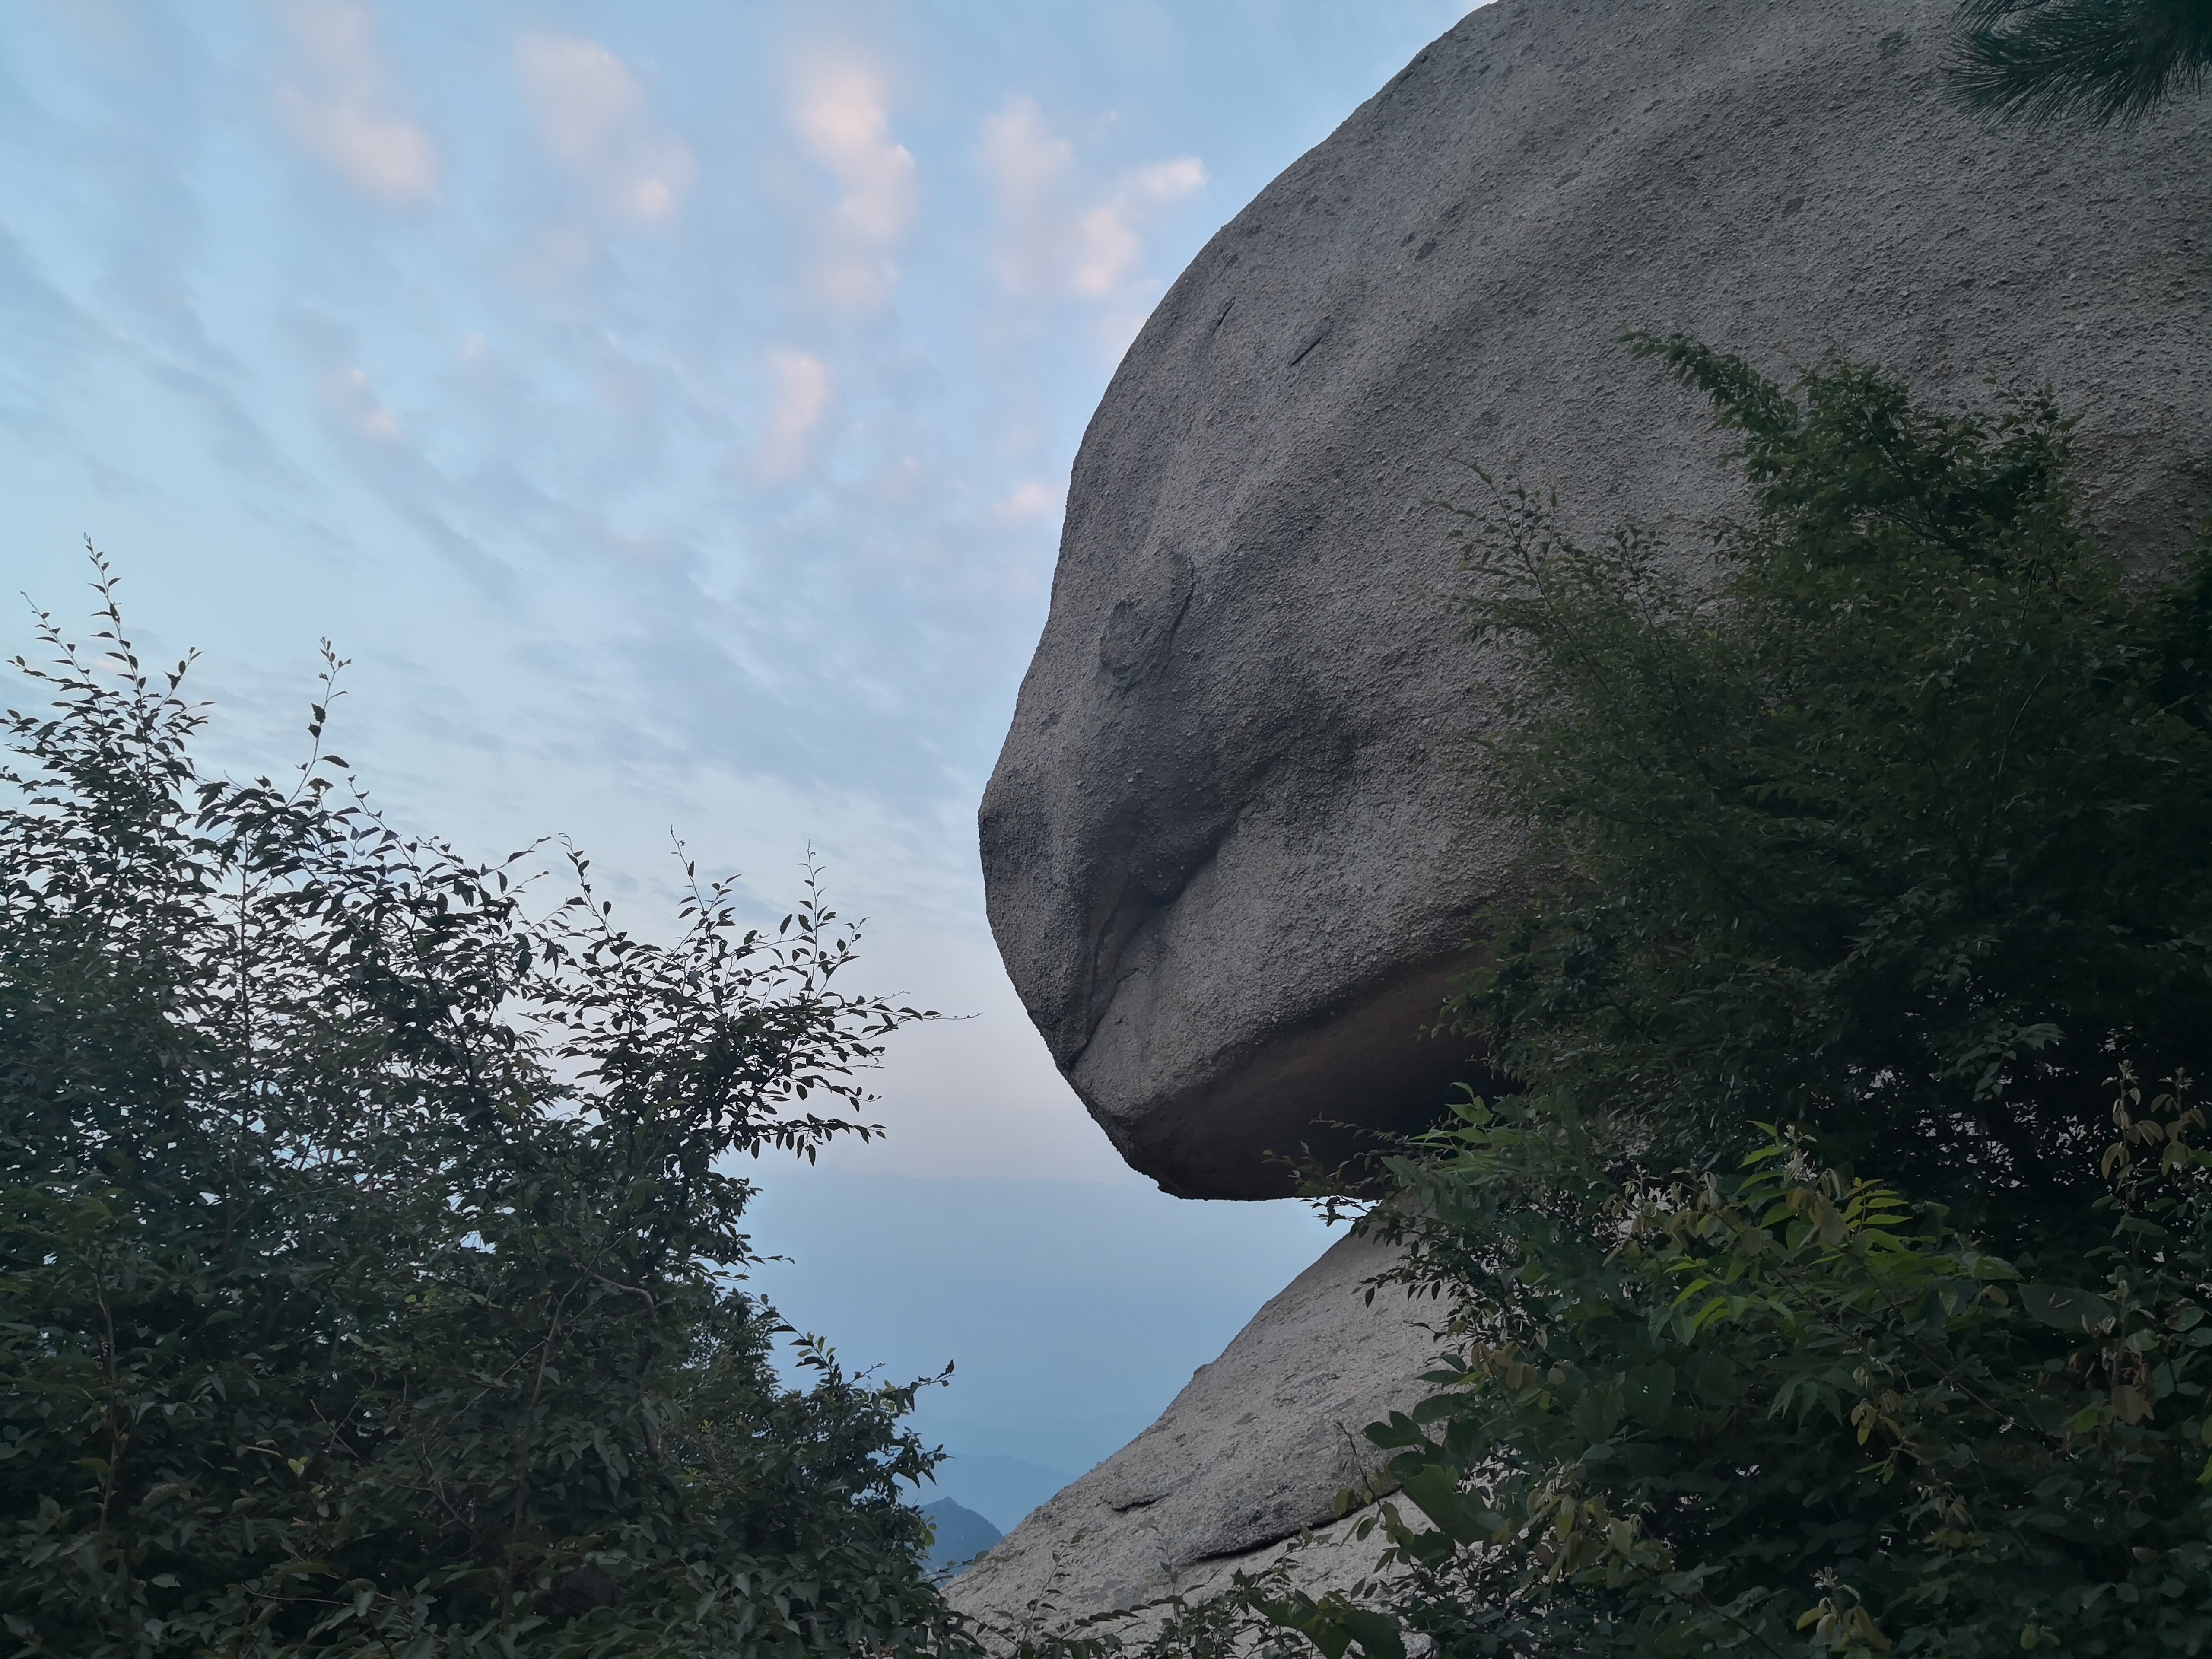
[978,0,2212,1200]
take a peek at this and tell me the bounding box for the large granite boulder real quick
[978,0,2212,1200]
[941,1229,1441,1634]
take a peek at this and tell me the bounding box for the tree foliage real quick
[1448,336,2212,1227]
[1950,0,2212,125]
[1265,345,2212,1656]
[1319,1089,2212,1656]
[0,560,963,1657]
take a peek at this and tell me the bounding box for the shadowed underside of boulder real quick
[941,1230,1440,1634]
[978,0,2212,1200]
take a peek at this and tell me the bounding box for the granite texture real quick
[978,0,2212,1199]
[942,1230,1440,1634]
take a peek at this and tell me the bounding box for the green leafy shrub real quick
[1267,343,2212,1656]
[1328,1084,2212,1656]
[0,561,966,1657]
[1450,335,2212,1226]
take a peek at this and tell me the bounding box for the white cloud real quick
[516,32,695,226]
[321,365,402,444]
[977,96,1071,296]
[791,60,918,310]
[992,480,1062,525]
[273,0,439,204]
[979,96,1205,303]
[751,348,834,480]
[1073,158,1206,296]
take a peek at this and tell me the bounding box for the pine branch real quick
[1951,0,2212,125]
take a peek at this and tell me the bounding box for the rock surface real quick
[978,0,2212,1200]
[941,1229,1441,1634]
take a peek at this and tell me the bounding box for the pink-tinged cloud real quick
[517,32,696,226]
[273,0,439,204]
[791,59,918,310]
[751,347,835,480]
[992,480,1063,525]
[321,365,403,444]
[979,96,1205,303]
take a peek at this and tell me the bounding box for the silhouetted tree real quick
[0,558,965,1659]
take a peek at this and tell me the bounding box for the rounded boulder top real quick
[979,0,2211,1200]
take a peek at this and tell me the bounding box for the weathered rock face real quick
[978,0,2212,1200]
[941,1230,1440,1633]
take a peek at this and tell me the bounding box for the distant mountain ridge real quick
[920,1498,1002,1579]
[921,1453,1074,1535]
[906,1407,1143,1532]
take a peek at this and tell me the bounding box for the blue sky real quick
[0,0,1477,1528]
